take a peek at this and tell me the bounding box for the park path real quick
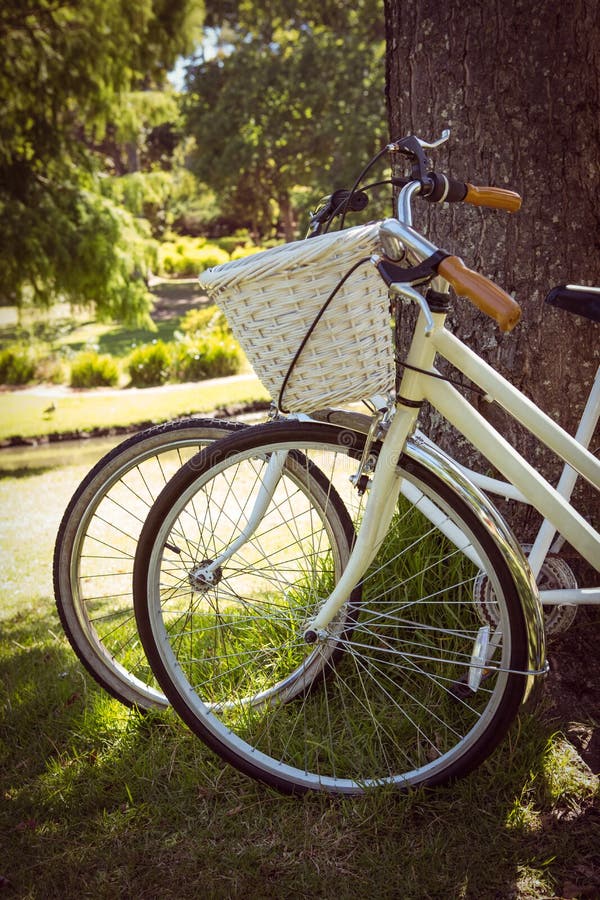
[13,372,259,399]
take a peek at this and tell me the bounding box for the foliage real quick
[179,305,229,335]
[172,333,242,380]
[157,237,229,276]
[69,350,120,388]
[230,244,265,260]
[3,184,158,325]
[98,143,222,239]
[0,0,204,317]
[125,331,242,385]
[184,3,387,239]
[101,171,175,238]
[126,340,173,386]
[214,230,253,253]
[0,344,37,385]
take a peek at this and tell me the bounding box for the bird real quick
[43,402,56,417]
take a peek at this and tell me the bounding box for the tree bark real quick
[384,0,599,576]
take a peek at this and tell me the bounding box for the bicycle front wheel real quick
[53,417,247,709]
[134,421,530,795]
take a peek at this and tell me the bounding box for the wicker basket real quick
[198,223,393,412]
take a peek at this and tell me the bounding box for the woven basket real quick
[198,223,393,412]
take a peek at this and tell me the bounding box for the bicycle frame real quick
[303,185,600,637]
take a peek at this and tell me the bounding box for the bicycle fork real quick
[303,400,420,641]
[304,302,438,641]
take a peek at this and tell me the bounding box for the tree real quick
[184,3,386,240]
[384,0,599,567]
[0,0,204,321]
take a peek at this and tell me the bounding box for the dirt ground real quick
[545,606,600,774]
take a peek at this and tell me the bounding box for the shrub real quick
[230,245,264,261]
[179,305,231,337]
[70,350,119,388]
[157,238,229,277]
[126,340,173,387]
[36,355,70,385]
[215,230,252,254]
[172,334,242,382]
[0,344,37,385]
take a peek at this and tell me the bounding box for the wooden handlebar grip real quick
[465,184,522,212]
[437,256,522,332]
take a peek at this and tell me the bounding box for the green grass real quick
[0,376,269,441]
[51,316,180,357]
[1,452,598,898]
[0,283,223,387]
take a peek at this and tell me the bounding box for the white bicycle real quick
[131,131,599,794]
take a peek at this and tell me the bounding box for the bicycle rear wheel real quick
[134,420,531,794]
[53,418,246,709]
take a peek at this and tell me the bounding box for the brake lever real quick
[415,129,451,151]
[388,129,451,185]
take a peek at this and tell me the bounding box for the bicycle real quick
[52,198,381,711]
[53,418,252,708]
[131,130,600,795]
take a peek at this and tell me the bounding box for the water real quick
[0,435,121,476]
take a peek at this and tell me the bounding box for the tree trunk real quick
[384,0,599,578]
[279,192,297,242]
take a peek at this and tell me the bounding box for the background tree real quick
[384,0,599,568]
[184,1,386,240]
[0,0,204,322]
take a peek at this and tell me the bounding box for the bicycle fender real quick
[403,432,547,703]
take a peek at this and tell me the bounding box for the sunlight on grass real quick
[0,449,598,898]
[0,376,269,440]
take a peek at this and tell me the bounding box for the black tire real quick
[53,417,247,709]
[134,420,530,795]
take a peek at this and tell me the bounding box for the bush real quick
[36,355,70,385]
[179,305,231,337]
[172,334,242,382]
[157,237,229,277]
[0,344,37,385]
[70,350,119,388]
[126,340,173,387]
[230,245,264,261]
[215,230,253,254]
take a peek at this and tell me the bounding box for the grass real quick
[0,376,269,442]
[0,280,239,391]
[0,285,267,443]
[52,316,181,357]
[1,447,599,897]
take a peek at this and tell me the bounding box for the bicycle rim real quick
[134,421,529,793]
[53,418,246,708]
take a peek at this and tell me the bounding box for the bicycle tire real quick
[53,417,247,709]
[134,420,530,795]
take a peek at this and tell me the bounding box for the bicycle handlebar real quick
[436,256,522,331]
[411,173,522,211]
[463,184,522,212]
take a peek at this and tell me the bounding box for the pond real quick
[0,435,121,477]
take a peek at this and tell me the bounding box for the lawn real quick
[0,444,598,898]
[0,376,270,442]
[0,283,274,444]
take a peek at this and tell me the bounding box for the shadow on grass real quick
[1,604,598,899]
[95,319,182,358]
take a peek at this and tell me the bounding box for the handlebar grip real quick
[437,255,522,332]
[464,184,522,212]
